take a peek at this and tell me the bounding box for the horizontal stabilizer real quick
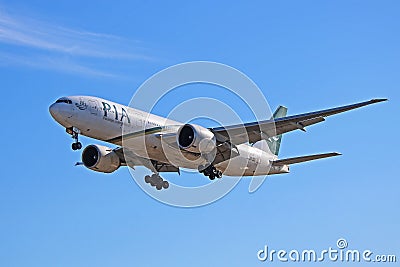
[273,152,341,165]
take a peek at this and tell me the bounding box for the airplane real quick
[49,96,387,190]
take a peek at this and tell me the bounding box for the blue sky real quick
[0,1,399,266]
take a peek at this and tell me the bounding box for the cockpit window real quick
[55,98,72,104]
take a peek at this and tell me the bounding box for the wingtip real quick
[333,152,342,156]
[371,98,388,103]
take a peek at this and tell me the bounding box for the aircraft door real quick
[132,112,143,127]
[88,99,100,116]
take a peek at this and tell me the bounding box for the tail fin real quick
[267,105,287,156]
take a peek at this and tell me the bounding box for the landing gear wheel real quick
[76,142,82,150]
[155,177,163,190]
[72,142,82,150]
[162,181,169,189]
[199,164,222,180]
[145,174,170,190]
[149,174,157,186]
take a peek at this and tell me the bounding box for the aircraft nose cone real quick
[49,103,67,123]
[49,103,58,118]
[49,101,73,126]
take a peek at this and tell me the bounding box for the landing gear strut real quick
[199,164,222,180]
[144,174,169,190]
[67,127,82,150]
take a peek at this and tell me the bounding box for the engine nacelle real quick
[82,144,121,173]
[177,124,216,154]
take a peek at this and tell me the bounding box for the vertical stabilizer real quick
[266,105,287,156]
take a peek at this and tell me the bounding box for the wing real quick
[210,99,387,144]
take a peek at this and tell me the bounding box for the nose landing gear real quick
[67,127,82,150]
[144,174,169,190]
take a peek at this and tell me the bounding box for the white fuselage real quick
[49,96,280,176]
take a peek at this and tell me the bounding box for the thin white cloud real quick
[0,51,118,78]
[0,6,152,77]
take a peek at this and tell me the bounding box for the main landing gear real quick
[67,127,82,150]
[199,164,222,180]
[145,174,169,190]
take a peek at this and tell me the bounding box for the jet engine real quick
[177,124,216,154]
[81,144,121,173]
